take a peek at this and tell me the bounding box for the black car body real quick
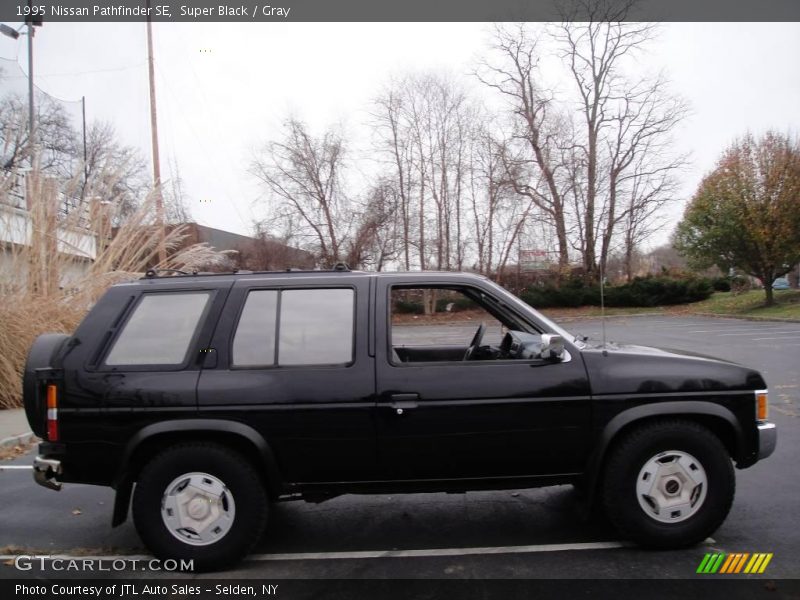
[23,269,777,569]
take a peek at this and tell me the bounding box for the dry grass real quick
[667,289,800,320]
[0,440,36,461]
[0,167,233,409]
[0,545,143,559]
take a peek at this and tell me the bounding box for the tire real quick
[601,419,735,549]
[132,443,268,571]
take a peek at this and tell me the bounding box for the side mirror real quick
[540,334,565,361]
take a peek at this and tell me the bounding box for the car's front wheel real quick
[602,420,735,549]
[132,443,268,571]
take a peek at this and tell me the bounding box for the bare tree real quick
[0,88,150,222]
[81,121,149,219]
[467,124,537,281]
[373,83,416,269]
[251,119,351,267]
[238,222,316,271]
[477,25,572,272]
[557,5,658,279]
[597,75,688,279]
[481,13,686,282]
[346,180,399,270]
[1,92,78,177]
[619,151,683,280]
[373,73,479,273]
[644,242,688,275]
[469,127,504,275]
[163,157,193,224]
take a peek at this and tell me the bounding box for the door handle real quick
[389,393,419,414]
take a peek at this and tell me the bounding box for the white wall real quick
[0,202,96,290]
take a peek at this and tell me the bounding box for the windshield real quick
[481,279,582,348]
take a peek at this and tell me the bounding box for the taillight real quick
[46,384,59,441]
[755,389,769,421]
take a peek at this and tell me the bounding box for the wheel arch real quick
[112,419,286,527]
[584,401,743,506]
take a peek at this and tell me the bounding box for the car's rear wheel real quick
[133,443,268,571]
[601,420,735,549]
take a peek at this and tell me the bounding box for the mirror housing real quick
[540,334,565,361]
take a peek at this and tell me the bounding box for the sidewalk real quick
[0,408,36,447]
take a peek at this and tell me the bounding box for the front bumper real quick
[757,422,777,460]
[33,455,63,491]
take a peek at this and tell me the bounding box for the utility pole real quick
[146,0,167,264]
[27,18,34,147]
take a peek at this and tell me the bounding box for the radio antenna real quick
[599,263,607,351]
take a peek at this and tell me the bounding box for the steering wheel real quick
[463,322,487,361]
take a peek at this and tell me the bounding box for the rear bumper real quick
[33,455,62,491]
[757,421,777,460]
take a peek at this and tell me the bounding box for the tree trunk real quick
[763,282,774,306]
[584,127,597,282]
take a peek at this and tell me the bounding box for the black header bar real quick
[2,578,800,600]
[1,0,799,23]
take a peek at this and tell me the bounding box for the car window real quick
[279,289,354,365]
[232,290,278,366]
[232,288,355,367]
[105,292,211,366]
[390,287,505,363]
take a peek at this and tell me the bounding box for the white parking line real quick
[640,324,711,328]
[249,541,633,560]
[752,336,800,341]
[717,331,798,337]
[0,554,152,562]
[0,542,629,564]
[688,328,800,333]
[0,465,33,470]
[0,539,715,563]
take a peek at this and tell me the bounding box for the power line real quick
[37,63,146,78]
[168,26,253,229]
[1,53,145,78]
[1,56,135,104]
[152,42,250,232]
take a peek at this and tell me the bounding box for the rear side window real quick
[232,288,354,367]
[105,292,211,366]
[231,290,278,366]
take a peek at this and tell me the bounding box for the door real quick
[197,276,377,483]
[374,277,591,481]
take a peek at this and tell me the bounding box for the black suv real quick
[24,268,776,569]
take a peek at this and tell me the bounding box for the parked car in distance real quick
[772,277,790,290]
[24,267,777,570]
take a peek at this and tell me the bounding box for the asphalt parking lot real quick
[1,315,798,585]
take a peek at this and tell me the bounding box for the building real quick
[0,171,97,293]
[166,222,315,272]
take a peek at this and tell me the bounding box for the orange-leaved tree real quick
[675,132,800,306]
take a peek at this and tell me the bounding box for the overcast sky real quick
[1,21,799,248]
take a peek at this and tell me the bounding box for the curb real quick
[551,312,666,322]
[689,312,800,324]
[0,432,37,449]
[551,311,800,324]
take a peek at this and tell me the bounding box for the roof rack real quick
[140,263,352,279]
[144,268,189,278]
